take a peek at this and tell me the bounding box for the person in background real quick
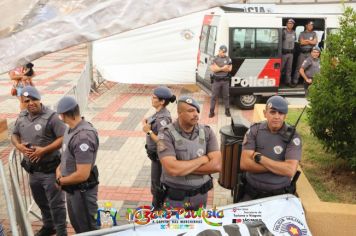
[299,46,321,96]
[281,19,296,87]
[142,86,176,209]
[292,21,317,86]
[209,45,232,118]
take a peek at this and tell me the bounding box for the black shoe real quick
[225,109,231,117]
[289,82,298,88]
[35,227,56,236]
[208,112,215,118]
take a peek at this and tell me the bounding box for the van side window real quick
[206,26,217,56]
[199,25,209,53]
[231,28,279,58]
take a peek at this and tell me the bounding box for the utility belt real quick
[62,165,99,194]
[145,144,159,161]
[21,155,60,174]
[245,181,296,199]
[301,48,312,53]
[282,49,294,54]
[164,178,213,201]
[210,74,231,83]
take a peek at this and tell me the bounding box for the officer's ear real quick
[263,109,267,118]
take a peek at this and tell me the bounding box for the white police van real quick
[196,3,351,109]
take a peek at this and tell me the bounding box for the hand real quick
[17,143,35,156]
[306,78,312,84]
[56,167,62,180]
[28,146,45,163]
[142,120,151,133]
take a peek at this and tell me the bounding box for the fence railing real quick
[8,150,35,236]
[0,160,19,236]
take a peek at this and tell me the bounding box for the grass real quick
[286,108,356,204]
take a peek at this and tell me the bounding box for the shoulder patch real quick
[79,143,89,152]
[293,137,301,146]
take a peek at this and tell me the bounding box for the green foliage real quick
[308,7,356,169]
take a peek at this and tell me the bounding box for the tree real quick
[308,6,356,168]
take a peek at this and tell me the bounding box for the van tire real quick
[235,95,258,110]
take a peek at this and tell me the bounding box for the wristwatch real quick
[254,153,262,164]
[147,130,153,136]
[56,177,62,186]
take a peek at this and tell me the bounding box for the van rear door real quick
[196,15,220,89]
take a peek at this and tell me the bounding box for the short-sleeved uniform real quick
[61,119,99,233]
[157,121,219,209]
[242,121,302,191]
[12,105,67,235]
[293,31,317,83]
[301,56,320,94]
[145,107,172,207]
[210,55,232,111]
[282,29,296,84]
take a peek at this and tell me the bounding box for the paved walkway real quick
[0,44,255,235]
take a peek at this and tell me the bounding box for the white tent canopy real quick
[0,0,238,74]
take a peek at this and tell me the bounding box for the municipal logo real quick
[34,124,42,131]
[273,216,308,236]
[160,120,167,126]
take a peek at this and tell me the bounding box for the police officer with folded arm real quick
[293,21,318,85]
[299,46,321,96]
[209,45,232,118]
[240,96,302,201]
[157,96,222,210]
[11,86,67,236]
[55,96,99,233]
[142,86,176,209]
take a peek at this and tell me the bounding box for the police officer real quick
[11,86,67,236]
[293,21,318,85]
[299,46,321,96]
[157,96,222,210]
[240,96,302,201]
[281,19,296,87]
[55,96,99,233]
[142,86,176,209]
[209,45,232,118]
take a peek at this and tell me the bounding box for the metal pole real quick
[87,42,95,90]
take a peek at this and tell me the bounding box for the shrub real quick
[308,7,356,169]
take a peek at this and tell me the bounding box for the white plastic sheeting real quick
[93,11,208,84]
[0,0,238,74]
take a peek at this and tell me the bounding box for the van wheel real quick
[235,95,258,110]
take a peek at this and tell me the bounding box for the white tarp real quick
[0,0,238,74]
[93,11,207,84]
[102,195,312,236]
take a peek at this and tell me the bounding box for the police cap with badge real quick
[266,95,288,114]
[178,96,200,113]
[22,86,41,100]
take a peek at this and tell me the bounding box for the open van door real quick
[196,15,220,89]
